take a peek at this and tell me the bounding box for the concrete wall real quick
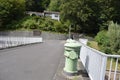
[0,31,68,40]
[41,32,68,40]
[0,31,34,37]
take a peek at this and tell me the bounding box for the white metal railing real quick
[0,36,42,49]
[79,39,120,80]
[106,55,120,80]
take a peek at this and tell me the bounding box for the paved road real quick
[0,40,65,80]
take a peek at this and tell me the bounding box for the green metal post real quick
[63,39,81,76]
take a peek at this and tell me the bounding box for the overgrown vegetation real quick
[25,0,50,11]
[1,0,120,33]
[95,21,120,55]
[7,16,69,33]
[108,21,120,54]
[60,0,120,34]
[0,0,25,30]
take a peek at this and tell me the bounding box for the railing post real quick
[108,58,113,80]
[100,56,107,80]
[114,58,118,80]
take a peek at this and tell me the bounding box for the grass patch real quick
[87,41,100,50]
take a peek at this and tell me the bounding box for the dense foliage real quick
[108,21,120,54]
[1,0,120,33]
[9,16,69,33]
[0,0,25,30]
[95,30,110,54]
[60,0,120,33]
[47,0,60,11]
[95,21,120,54]
[25,0,50,11]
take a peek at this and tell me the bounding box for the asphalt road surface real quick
[0,40,65,80]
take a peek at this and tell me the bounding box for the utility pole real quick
[69,25,71,39]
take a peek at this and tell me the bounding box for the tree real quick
[108,21,120,54]
[25,0,35,11]
[60,0,120,33]
[25,0,50,12]
[60,0,99,33]
[47,0,61,11]
[93,0,120,30]
[0,0,25,29]
[111,0,120,23]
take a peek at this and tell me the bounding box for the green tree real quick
[47,0,61,11]
[0,0,25,30]
[111,0,120,23]
[25,0,35,11]
[28,0,50,12]
[60,0,120,33]
[95,21,120,54]
[94,0,120,30]
[60,0,99,33]
[108,21,120,54]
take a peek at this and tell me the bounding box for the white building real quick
[26,11,60,21]
[44,11,60,21]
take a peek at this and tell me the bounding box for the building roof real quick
[44,11,60,14]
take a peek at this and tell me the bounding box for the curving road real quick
[0,40,65,80]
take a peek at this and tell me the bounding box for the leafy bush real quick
[95,30,109,46]
[108,21,120,54]
[37,17,69,33]
[54,21,68,33]
[22,19,39,29]
[95,21,120,55]
[6,16,69,33]
[95,30,111,54]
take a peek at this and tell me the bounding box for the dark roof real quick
[44,11,60,14]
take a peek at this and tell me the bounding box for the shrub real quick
[95,21,120,55]
[108,21,120,54]
[54,21,68,33]
[95,30,109,46]
[95,30,111,54]
[5,16,69,33]
[23,19,38,29]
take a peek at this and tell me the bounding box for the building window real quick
[55,14,58,17]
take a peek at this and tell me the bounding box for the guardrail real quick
[107,55,120,80]
[0,36,42,49]
[79,39,120,80]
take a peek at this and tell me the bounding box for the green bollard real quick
[63,39,81,76]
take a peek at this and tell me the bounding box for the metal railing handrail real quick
[79,39,120,80]
[106,54,120,58]
[79,41,108,56]
[79,41,120,58]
